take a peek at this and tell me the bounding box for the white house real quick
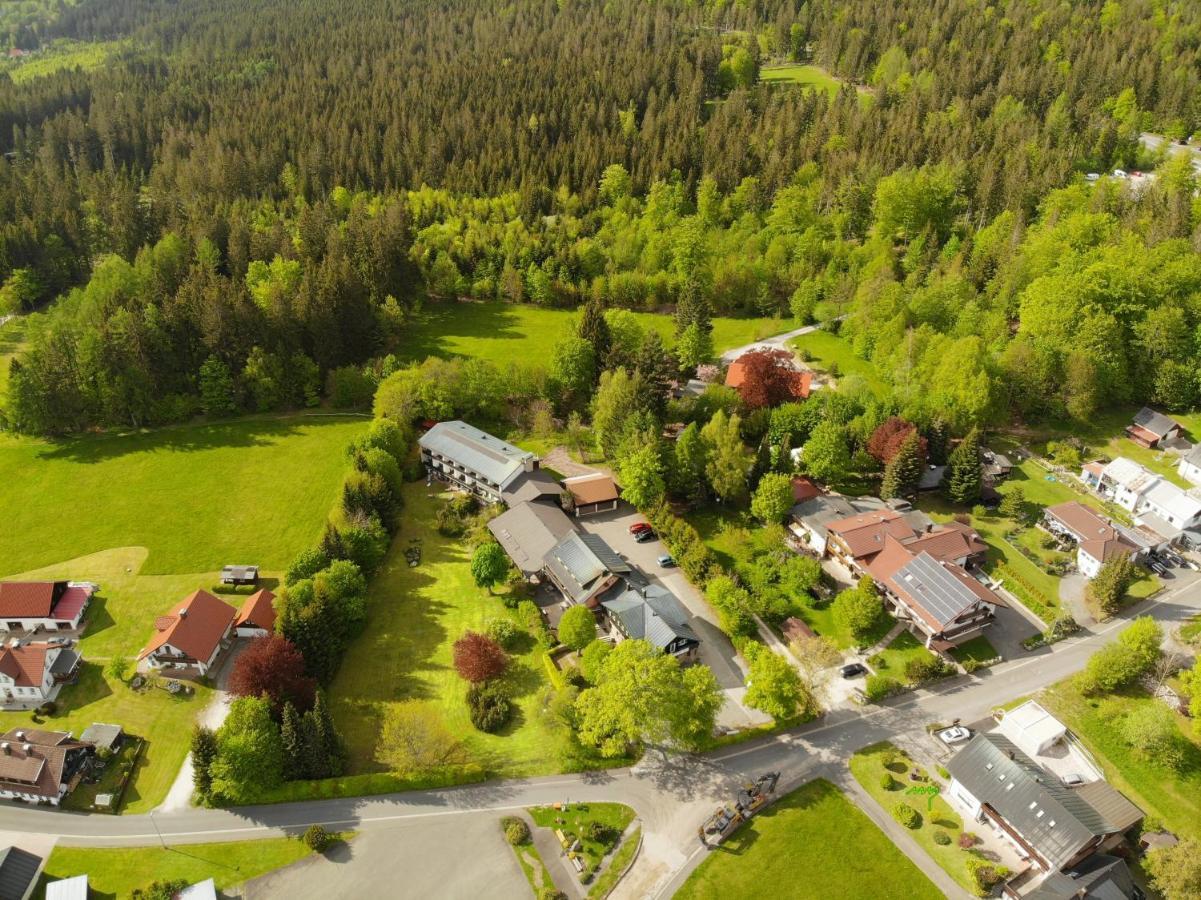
[1081,457,1201,542]
[1043,502,1150,579]
[0,642,81,710]
[0,728,94,806]
[1178,445,1201,488]
[0,583,93,634]
[418,420,544,504]
[138,590,236,676]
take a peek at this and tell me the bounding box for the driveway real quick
[574,504,770,730]
[718,322,826,364]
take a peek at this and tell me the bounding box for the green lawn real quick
[759,64,843,97]
[528,802,635,871]
[790,330,888,396]
[326,483,612,782]
[869,631,937,680]
[396,300,787,367]
[950,635,999,665]
[677,778,942,900]
[588,826,640,899]
[0,415,365,576]
[0,315,28,401]
[36,836,316,899]
[849,743,978,894]
[1040,682,1201,839]
[3,664,212,814]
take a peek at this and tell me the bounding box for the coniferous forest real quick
[2,0,1201,433]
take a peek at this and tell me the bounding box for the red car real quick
[628,522,652,535]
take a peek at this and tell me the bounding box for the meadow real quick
[759,64,843,98]
[396,300,789,368]
[1,40,118,84]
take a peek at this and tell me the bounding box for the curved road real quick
[9,577,1199,898]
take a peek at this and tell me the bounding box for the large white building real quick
[419,420,557,505]
[1081,457,1201,543]
[1179,445,1201,488]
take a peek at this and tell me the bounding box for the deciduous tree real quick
[558,605,598,652]
[471,542,510,594]
[228,636,317,716]
[751,472,795,523]
[453,631,509,683]
[378,701,468,775]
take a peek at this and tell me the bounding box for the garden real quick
[527,802,637,888]
[677,778,941,900]
[850,743,1010,897]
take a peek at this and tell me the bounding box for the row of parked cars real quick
[1146,547,1198,578]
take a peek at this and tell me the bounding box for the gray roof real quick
[1027,855,1138,900]
[1182,443,1201,466]
[542,533,630,603]
[1073,781,1143,833]
[892,552,985,628]
[501,469,562,505]
[0,847,42,900]
[918,466,947,491]
[1132,406,1180,438]
[602,584,699,651]
[419,421,535,490]
[488,501,575,576]
[947,734,1126,869]
[48,648,79,677]
[79,723,123,752]
[790,494,858,536]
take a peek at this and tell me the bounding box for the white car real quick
[936,726,971,745]
[1061,773,1085,787]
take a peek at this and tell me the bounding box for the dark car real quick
[629,522,652,535]
[840,663,867,678]
[633,529,657,543]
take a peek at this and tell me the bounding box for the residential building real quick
[1043,502,1150,578]
[541,532,630,607]
[947,733,1142,875]
[866,536,1003,650]
[1179,444,1201,487]
[982,449,1014,483]
[0,847,43,900]
[0,642,81,710]
[487,500,576,578]
[0,729,94,806]
[600,581,700,660]
[825,509,918,571]
[137,590,236,676]
[0,583,92,634]
[500,469,562,506]
[1085,456,1201,538]
[233,589,276,638]
[562,472,620,517]
[1125,407,1183,448]
[44,874,88,900]
[419,420,541,503]
[1022,855,1144,900]
[788,494,859,555]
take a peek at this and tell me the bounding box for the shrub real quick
[936,765,950,780]
[303,824,334,852]
[484,617,522,650]
[581,820,616,844]
[37,701,56,716]
[958,831,977,849]
[880,773,898,791]
[132,880,189,900]
[435,503,467,537]
[502,816,530,845]
[864,674,902,702]
[891,802,920,829]
[904,655,955,685]
[453,631,509,683]
[467,681,512,733]
[933,830,952,846]
[966,856,1010,895]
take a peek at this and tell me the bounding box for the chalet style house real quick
[1043,502,1151,579]
[0,582,93,634]
[233,589,276,638]
[0,728,94,806]
[0,641,81,710]
[138,590,236,676]
[1125,407,1183,449]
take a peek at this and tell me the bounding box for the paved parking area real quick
[574,504,770,730]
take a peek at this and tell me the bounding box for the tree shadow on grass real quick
[395,301,531,363]
[33,415,359,465]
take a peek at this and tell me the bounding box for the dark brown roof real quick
[235,589,276,632]
[0,728,88,800]
[138,590,235,663]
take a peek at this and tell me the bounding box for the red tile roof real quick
[724,360,812,399]
[138,590,236,663]
[0,644,50,687]
[904,523,987,564]
[235,589,276,633]
[0,583,60,618]
[827,510,915,560]
[791,477,822,503]
[781,617,816,642]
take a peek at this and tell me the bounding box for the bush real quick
[502,816,530,845]
[891,802,920,829]
[933,830,952,846]
[904,656,955,685]
[880,773,898,791]
[37,701,56,716]
[484,616,522,650]
[966,856,1010,895]
[581,820,616,844]
[303,824,334,852]
[467,681,512,733]
[864,674,902,702]
[132,880,189,900]
[958,831,977,849]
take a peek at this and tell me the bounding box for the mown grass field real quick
[37,836,315,899]
[326,483,613,783]
[0,315,28,401]
[759,64,843,98]
[2,40,119,83]
[790,330,889,396]
[397,301,788,367]
[0,415,365,576]
[677,778,942,900]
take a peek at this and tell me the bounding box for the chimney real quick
[14,731,24,741]
[524,456,536,473]
[179,608,188,619]
[22,744,31,753]
[1007,750,1015,760]
[0,743,9,755]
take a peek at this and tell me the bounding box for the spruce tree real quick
[191,726,218,800]
[634,331,675,416]
[280,702,305,780]
[311,691,348,777]
[298,712,326,779]
[926,418,949,466]
[945,428,983,505]
[881,430,923,499]
[576,298,611,367]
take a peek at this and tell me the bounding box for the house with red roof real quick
[0,641,81,710]
[724,354,812,402]
[233,589,276,638]
[138,590,236,676]
[0,582,93,634]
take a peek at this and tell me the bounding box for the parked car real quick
[840,663,867,679]
[1161,550,1185,568]
[44,637,72,648]
[657,554,676,568]
[936,726,972,745]
[1061,773,1085,787]
[1149,560,1167,576]
[628,522,652,535]
[633,529,657,543]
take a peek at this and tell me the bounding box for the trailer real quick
[697,772,781,847]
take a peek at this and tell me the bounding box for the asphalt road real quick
[9,571,1199,898]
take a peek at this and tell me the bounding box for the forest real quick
[1,0,1200,434]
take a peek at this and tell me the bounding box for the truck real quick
[697,772,781,847]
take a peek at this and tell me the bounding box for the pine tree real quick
[881,430,923,499]
[926,418,950,465]
[634,331,675,416]
[311,691,348,777]
[945,428,983,505]
[280,702,305,780]
[191,725,218,800]
[298,712,327,779]
[576,298,611,368]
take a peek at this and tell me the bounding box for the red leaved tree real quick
[732,349,803,409]
[228,635,317,716]
[867,417,928,465]
[453,631,509,683]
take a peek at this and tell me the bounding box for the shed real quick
[44,875,88,900]
[80,723,123,754]
[998,700,1067,756]
[219,565,259,586]
[562,473,620,517]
